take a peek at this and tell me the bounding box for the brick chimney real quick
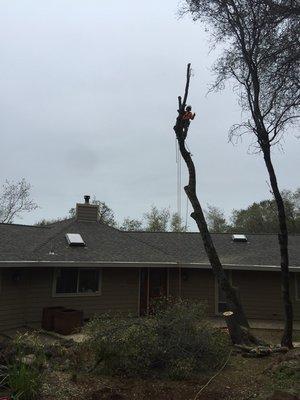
[76,195,99,222]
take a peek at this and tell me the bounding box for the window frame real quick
[295,273,300,301]
[52,268,102,298]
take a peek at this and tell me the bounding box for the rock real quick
[21,354,36,365]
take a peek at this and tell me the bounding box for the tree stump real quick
[223,311,263,345]
[223,311,245,344]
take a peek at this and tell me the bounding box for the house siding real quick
[180,269,215,315]
[170,268,300,321]
[0,267,140,331]
[0,269,29,330]
[232,270,283,319]
[0,267,299,332]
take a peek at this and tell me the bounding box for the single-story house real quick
[0,197,299,331]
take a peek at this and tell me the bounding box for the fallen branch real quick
[234,344,289,358]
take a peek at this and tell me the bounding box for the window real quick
[296,274,300,301]
[54,268,101,296]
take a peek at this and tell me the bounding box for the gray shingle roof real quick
[127,231,300,267]
[1,221,300,267]
[0,220,169,263]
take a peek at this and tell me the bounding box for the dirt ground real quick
[39,330,299,400]
[1,329,299,400]
[40,354,299,400]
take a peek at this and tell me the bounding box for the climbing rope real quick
[185,193,189,231]
[175,138,182,219]
[193,349,233,400]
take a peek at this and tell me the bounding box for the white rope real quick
[185,193,189,230]
[193,349,233,400]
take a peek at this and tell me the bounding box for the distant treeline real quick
[36,189,300,234]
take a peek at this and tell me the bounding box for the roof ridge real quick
[29,219,76,256]
[0,222,51,229]
[127,231,300,236]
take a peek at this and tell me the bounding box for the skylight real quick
[65,233,85,246]
[232,234,248,243]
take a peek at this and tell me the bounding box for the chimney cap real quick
[84,195,90,204]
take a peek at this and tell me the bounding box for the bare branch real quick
[0,179,38,223]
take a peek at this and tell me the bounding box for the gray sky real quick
[0,0,299,228]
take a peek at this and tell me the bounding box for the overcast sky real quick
[0,0,299,228]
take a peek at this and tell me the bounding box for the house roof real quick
[0,220,170,263]
[1,220,300,270]
[127,231,300,268]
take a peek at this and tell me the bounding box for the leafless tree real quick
[173,64,262,346]
[0,179,38,223]
[183,0,299,348]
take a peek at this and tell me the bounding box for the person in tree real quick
[181,105,195,139]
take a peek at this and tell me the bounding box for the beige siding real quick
[180,269,215,315]
[0,269,29,330]
[232,270,283,319]
[0,267,299,332]
[171,269,300,321]
[0,267,140,331]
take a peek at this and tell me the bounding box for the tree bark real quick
[223,311,263,346]
[262,145,293,348]
[173,64,261,345]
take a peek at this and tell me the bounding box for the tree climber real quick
[181,105,195,139]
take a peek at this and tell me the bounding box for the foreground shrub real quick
[0,333,45,399]
[78,298,229,379]
[7,362,41,400]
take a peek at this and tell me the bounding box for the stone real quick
[21,354,36,365]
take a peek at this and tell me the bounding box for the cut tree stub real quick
[223,311,234,317]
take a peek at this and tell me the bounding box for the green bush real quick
[79,298,229,379]
[0,333,46,400]
[7,362,41,400]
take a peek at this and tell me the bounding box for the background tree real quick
[119,217,143,231]
[205,205,229,233]
[263,0,300,16]
[170,212,187,232]
[0,179,38,223]
[143,207,187,232]
[36,217,65,226]
[144,206,170,232]
[231,189,300,234]
[184,0,299,347]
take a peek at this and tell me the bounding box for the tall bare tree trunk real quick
[173,64,261,345]
[262,145,293,348]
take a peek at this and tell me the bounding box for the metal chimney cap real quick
[84,195,90,204]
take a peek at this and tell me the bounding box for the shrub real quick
[78,298,229,379]
[7,362,41,400]
[0,333,46,400]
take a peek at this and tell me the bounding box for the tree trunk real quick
[176,132,249,328]
[262,145,293,348]
[223,311,264,345]
[173,64,262,345]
